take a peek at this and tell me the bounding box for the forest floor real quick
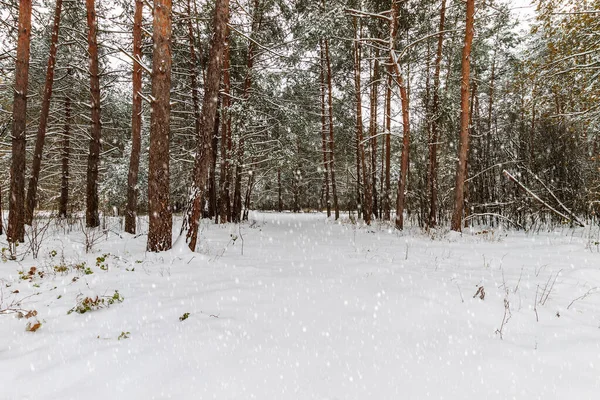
[1,212,600,399]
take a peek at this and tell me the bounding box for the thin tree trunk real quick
[353,17,370,224]
[208,99,220,218]
[85,0,102,228]
[125,0,143,234]
[232,0,261,223]
[320,40,331,217]
[219,26,231,224]
[59,94,71,218]
[25,0,63,225]
[324,39,339,220]
[370,49,380,221]
[277,167,283,212]
[428,0,446,228]
[8,0,32,244]
[389,0,411,230]
[185,0,230,251]
[147,0,173,251]
[451,0,475,232]
[0,184,3,235]
[242,158,255,221]
[464,79,477,228]
[384,73,392,221]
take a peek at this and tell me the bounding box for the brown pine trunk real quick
[277,167,283,212]
[353,18,370,224]
[383,73,392,221]
[450,0,475,232]
[219,26,231,224]
[242,158,255,221]
[464,79,477,228]
[8,0,32,244]
[485,48,496,204]
[85,0,102,228]
[353,18,364,220]
[185,0,230,251]
[208,100,220,219]
[428,0,446,228]
[59,94,71,218]
[320,40,331,217]
[369,50,380,222]
[125,0,143,234]
[25,0,63,225]
[147,0,173,251]
[389,0,411,230]
[324,39,339,220]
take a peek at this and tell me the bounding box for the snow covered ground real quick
[1,212,600,399]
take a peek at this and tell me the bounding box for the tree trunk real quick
[353,18,370,224]
[147,0,173,251]
[389,0,411,230]
[25,0,63,225]
[320,40,331,217]
[427,0,446,228]
[219,26,231,224]
[464,79,477,229]
[0,184,3,235]
[242,159,256,221]
[85,0,102,228]
[185,0,230,251]
[232,0,261,223]
[369,49,380,222]
[208,99,220,219]
[125,0,143,234]
[59,94,71,218]
[450,0,475,232]
[8,0,32,244]
[277,167,283,212]
[383,73,392,221]
[324,39,339,220]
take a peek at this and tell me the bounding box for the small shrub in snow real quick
[18,267,44,281]
[118,331,130,340]
[96,254,111,271]
[67,291,124,315]
[179,312,190,321]
[25,320,42,332]
[473,285,485,300]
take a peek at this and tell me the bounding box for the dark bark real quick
[320,40,331,217]
[185,0,230,251]
[147,0,173,251]
[25,0,63,225]
[59,94,71,218]
[389,0,411,230]
[324,39,339,220]
[85,0,102,228]
[353,18,370,224]
[383,74,392,221]
[125,0,144,234]
[451,0,475,232]
[219,26,231,224]
[427,0,446,228]
[369,50,379,221]
[277,168,283,212]
[208,99,220,219]
[8,0,32,244]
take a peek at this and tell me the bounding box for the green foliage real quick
[179,312,190,321]
[67,291,124,315]
[118,331,131,340]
